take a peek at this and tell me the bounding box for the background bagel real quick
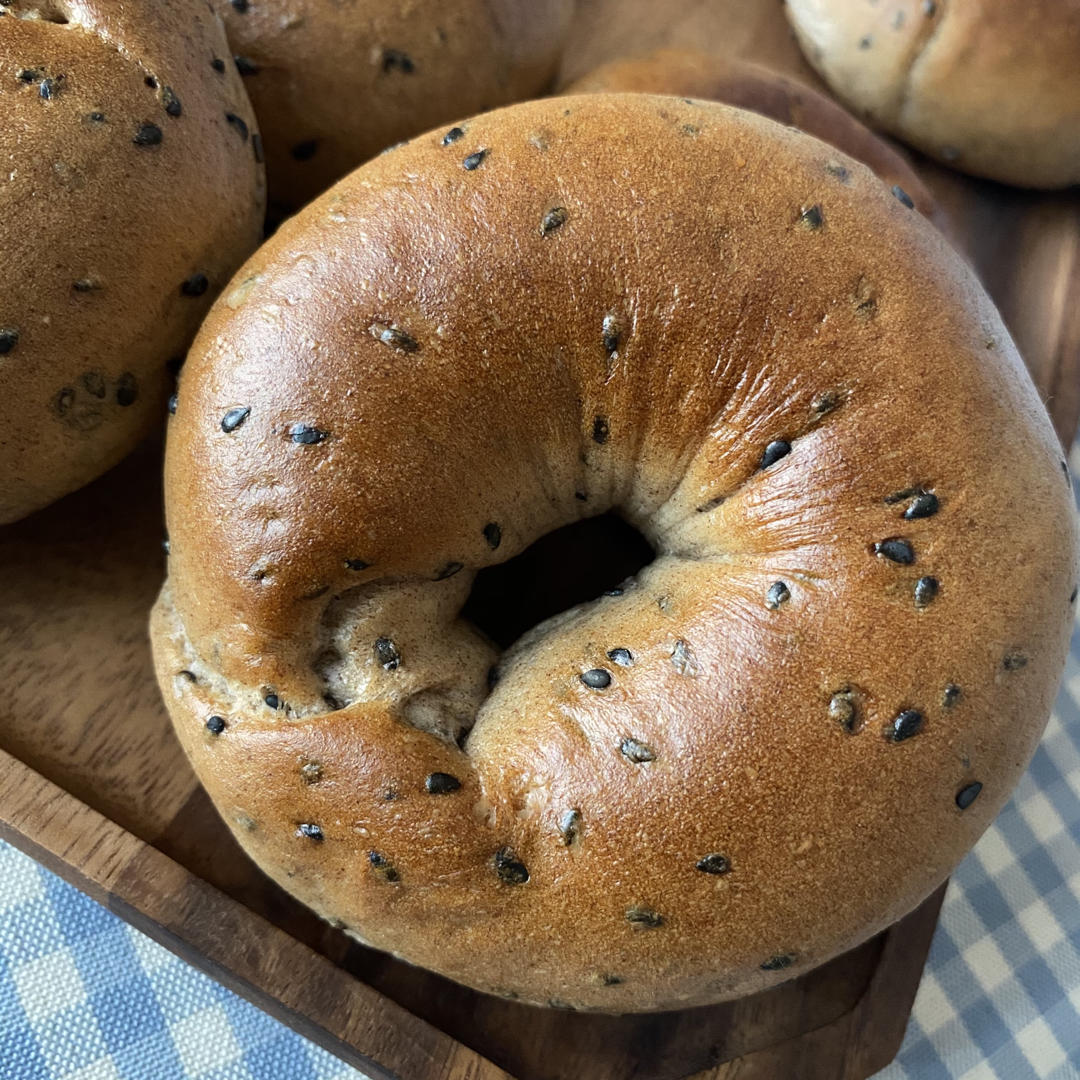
[0,0,265,525]
[219,0,576,211]
[566,48,945,232]
[784,0,1080,189]
[152,93,1078,1012]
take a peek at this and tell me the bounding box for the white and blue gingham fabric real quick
[2,442,1079,1080]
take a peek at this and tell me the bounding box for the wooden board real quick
[1,2,1078,1078]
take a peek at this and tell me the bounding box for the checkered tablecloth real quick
[2,445,1079,1080]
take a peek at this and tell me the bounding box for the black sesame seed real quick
[482,522,501,549]
[829,690,859,733]
[144,75,158,89]
[166,392,177,418]
[892,185,915,209]
[859,35,873,49]
[252,133,264,164]
[760,440,791,469]
[377,325,419,353]
[297,823,324,842]
[382,48,415,74]
[211,57,226,73]
[221,406,250,433]
[604,587,624,597]
[592,416,609,444]
[904,491,939,519]
[205,715,226,735]
[344,558,369,571]
[874,538,915,564]
[17,68,41,83]
[493,847,529,884]
[291,139,319,161]
[1003,653,1028,671]
[558,809,581,845]
[264,693,281,710]
[541,206,568,235]
[72,278,98,293]
[889,709,924,742]
[161,86,182,116]
[234,55,259,76]
[799,204,824,230]
[441,126,465,145]
[761,954,794,971]
[225,112,249,141]
[1070,587,1078,604]
[133,121,163,146]
[956,781,982,809]
[914,576,939,608]
[625,906,663,928]
[696,853,731,875]
[115,373,137,407]
[368,851,400,882]
[0,328,19,355]
[435,561,464,580]
[825,161,850,182]
[88,111,106,123]
[462,149,488,170]
[600,974,623,986]
[923,0,937,15]
[766,581,791,610]
[942,684,962,708]
[425,772,461,795]
[607,648,633,667]
[574,490,588,502]
[289,423,328,444]
[581,668,611,690]
[620,737,655,763]
[602,314,622,356]
[181,272,209,297]
[300,762,322,784]
[374,637,400,670]
[39,76,61,100]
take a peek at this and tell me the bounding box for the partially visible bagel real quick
[0,0,265,525]
[219,0,576,210]
[152,93,1078,1012]
[784,0,1080,189]
[567,49,942,228]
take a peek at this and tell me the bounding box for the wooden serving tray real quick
[1,3,1078,1079]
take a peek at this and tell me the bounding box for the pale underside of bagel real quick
[784,0,1080,189]
[151,94,1079,1012]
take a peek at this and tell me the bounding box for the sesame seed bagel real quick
[151,93,1079,1012]
[784,0,1080,189]
[566,48,944,232]
[0,0,265,525]
[219,0,575,211]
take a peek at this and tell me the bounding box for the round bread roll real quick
[219,0,576,211]
[567,49,942,229]
[151,93,1078,1012]
[784,0,1080,189]
[0,0,265,525]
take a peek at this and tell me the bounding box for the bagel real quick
[151,93,1078,1011]
[0,0,265,525]
[219,0,576,211]
[566,49,943,230]
[784,0,1080,189]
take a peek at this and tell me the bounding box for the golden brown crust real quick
[0,0,265,525]
[151,93,1078,1011]
[784,0,1080,188]
[219,0,576,210]
[566,49,944,231]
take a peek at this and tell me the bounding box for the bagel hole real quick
[462,513,655,650]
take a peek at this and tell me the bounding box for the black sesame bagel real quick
[0,0,265,525]
[566,48,947,234]
[784,0,1080,188]
[219,0,575,211]
[151,93,1079,1012]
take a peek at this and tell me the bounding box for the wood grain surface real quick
[1,0,1078,1077]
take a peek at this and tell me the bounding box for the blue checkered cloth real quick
[2,449,1079,1080]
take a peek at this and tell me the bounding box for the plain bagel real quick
[151,93,1079,1012]
[566,48,943,230]
[219,0,575,210]
[0,0,265,524]
[784,0,1080,189]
